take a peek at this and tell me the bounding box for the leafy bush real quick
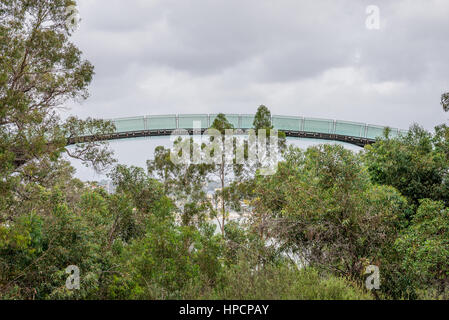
[210,260,371,300]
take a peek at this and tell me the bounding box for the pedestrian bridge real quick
[69,114,407,147]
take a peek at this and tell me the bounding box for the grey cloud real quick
[67,0,449,131]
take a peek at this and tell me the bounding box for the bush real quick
[210,260,372,300]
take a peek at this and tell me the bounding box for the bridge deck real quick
[68,114,407,147]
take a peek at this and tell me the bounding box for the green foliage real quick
[253,144,409,292]
[1,14,447,300]
[253,105,273,130]
[107,220,223,299]
[109,164,171,216]
[395,199,449,298]
[363,124,449,208]
[212,263,372,300]
[0,147,374,300]
[0,0,115,198]
[0,186,105,299]
[252,105,287,152]
[209,114,246,234]
[211,113,234,134]
[6,0,449,303]
[147,144,211,225]
[4,123,449,300]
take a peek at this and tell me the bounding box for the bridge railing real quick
[109,114,407,141]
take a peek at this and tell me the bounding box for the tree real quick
[0,0,114,188]
[208,113,245,235]
[109,164,171,217]
[252,105,286,156]
[253,105,272,130]
[0,181,110,299]
[147,141,212,226]
[396,199,449,298]
[363,124,449,209]
[253,144,409,282]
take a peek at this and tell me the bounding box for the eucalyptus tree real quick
[206,113,249,235]
[253,144,409,285]
[363,124,449,208]
[253,105,272,130]
[253,105,286,152]
[147,140,212,226]
[0,0,115,216]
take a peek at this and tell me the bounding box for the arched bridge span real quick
[68,114,407,148]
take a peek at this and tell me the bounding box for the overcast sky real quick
[65,0,449,131]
